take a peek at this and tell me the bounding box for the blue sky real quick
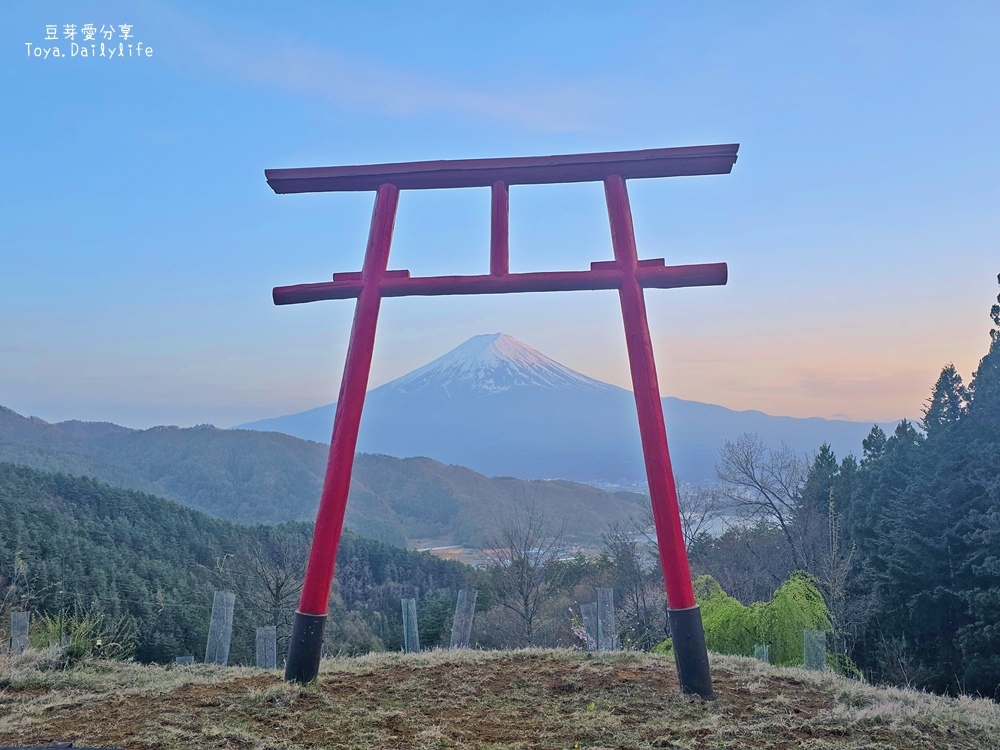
[3,1,998,429]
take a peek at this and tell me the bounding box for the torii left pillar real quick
[282,183,401,680]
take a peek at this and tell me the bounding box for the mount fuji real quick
[386,333,612,395]
[236,333,892,485]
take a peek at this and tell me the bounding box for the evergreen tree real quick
[801,444,839,513]
[967,273,1000,425]
[861,424,887,466]
[922,364,968,437]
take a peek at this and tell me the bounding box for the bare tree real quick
[815,488,864,668]
[234,526,307,655]
[0,555,31,615]
[694,521,795,604]
[602,519,665,648]
[633,483,727,556]
[482,505,565,646]
[0,553,53,619]
[676,484,727,550]
[716,433,810,568]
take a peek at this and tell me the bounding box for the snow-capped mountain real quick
[388,333,612,395]
[236,334,895,485]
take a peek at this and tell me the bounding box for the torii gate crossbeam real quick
[268,145,739,699]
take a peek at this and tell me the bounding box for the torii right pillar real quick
[605,175,714,699]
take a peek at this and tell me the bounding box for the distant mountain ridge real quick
[0,335,897,547]
[238,333,897,485]
[0,404,646,547]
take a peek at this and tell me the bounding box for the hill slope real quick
[238,333,898,484]
[1,650,997,749]
[0,464,471,663]
[0,406,645,547]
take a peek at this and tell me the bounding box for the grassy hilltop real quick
[2,649,999,749]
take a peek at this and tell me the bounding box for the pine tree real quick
[801,444,839,513]
[861,424,887,466]
[966,273,1000,427]
[922,364,968,437]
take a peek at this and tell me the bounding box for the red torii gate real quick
[268,144,739,699]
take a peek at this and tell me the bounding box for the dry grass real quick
[1,648,998,749]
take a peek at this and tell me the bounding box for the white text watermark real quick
[24,24,153,60]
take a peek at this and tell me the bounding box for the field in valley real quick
[2,648,999,749]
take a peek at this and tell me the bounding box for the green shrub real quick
[691,572,833,667]
[651,639,672,655]
[30,610,137,664]
[756,573,831,666]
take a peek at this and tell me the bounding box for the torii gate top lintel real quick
[265,143,739,193]
[268,145,738,307]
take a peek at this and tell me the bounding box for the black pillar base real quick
[284,611,327,683]
[668,605,715,700]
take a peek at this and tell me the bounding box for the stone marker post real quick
[448,589,477,650]
[256,626,278,669]
[580,602,598,652]
[401,598,420,653]
[204,591,236,665]
[10,612,29,654]
[803,630,827,671]
[597,588,619,651]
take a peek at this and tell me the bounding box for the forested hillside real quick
[691,275,1000,695]
[0,464,472,664]
[837,292,1000,695]
[0,415,328,524]
[0,415,646,547]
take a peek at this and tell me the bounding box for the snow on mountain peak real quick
[384,333,616,395]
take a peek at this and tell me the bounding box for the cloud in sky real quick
[156,5,616,134]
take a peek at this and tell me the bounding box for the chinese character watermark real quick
[24,22,154,60]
